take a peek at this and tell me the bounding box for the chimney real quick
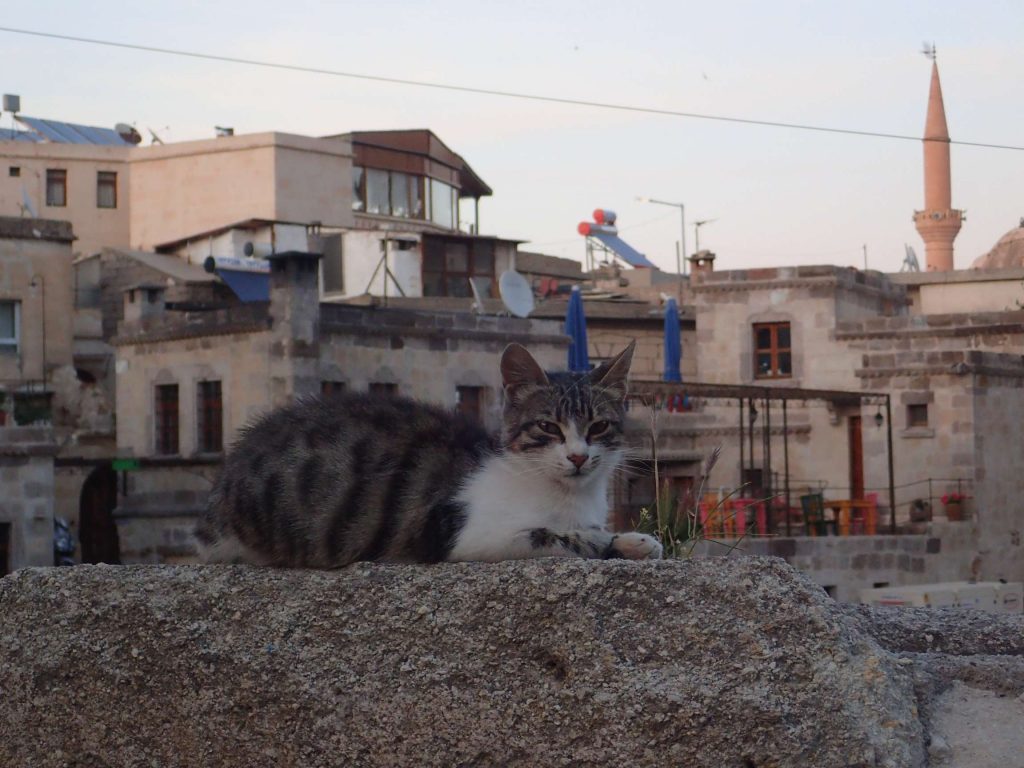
[266,251,322,406]
[687,250,716,276]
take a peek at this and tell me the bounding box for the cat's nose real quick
[567,454,588,469]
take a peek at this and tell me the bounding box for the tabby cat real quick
[195,341,662,566]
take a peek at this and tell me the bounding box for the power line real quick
[2,25,1023,152]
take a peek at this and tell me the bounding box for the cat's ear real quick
[501,343,549,394]
[590,340,636,397]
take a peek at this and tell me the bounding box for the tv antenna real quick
[693,218,717,253]
[921,42,936,61]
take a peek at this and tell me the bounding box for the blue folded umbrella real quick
[663,298,682,382]
[565,286,590,373]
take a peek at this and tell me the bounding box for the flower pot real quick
[945,501,963,521]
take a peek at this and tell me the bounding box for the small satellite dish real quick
[499,269,535,318]
[468,276,491,314]
[243,241,255,257]
[901,244,921,273]
[115,123,142,145]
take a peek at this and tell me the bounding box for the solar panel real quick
[590,232,657,268]
[15,116,132,146]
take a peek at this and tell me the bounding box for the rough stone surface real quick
[0,557,1020,767]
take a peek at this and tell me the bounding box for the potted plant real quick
[942,492,965,521]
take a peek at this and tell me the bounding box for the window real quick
[422,237,496,298]
[907,403,929,428]
[351,167,365,212]
[155,384,179,455]
[369,382,397,397]
[97,171,117,209]
[320,233,344,294]
[46,169,67,207]
[429,179,456,229]
[753,322,792,379]
[8,166,19,177]
[366,169,390,215]
[0,301,19,356]
[321,380,346,396]
[197,381,223,453]
[456,386,485,422]
[355,166,425,219]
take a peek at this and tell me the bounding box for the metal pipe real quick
[886,395,896,534]
[738,398,745,498]
[764,395,772,531]
[783,399,791,537]
[30,275,46,385]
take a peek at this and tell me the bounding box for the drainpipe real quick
[30,275,46,385]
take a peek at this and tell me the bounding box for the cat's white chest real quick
[449,455,611,562]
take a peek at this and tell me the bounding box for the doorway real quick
[0,522,10,575]
[79,464,121,564]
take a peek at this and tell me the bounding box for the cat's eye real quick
[536,420,562,436]
[588,420,611,437]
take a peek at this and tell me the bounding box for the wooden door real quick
[848,415,864,500]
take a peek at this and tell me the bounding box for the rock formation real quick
[1,557,1021,767]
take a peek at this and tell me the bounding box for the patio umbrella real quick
[663,297,682,382]
[565,285,590,372]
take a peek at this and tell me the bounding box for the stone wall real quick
[0,218,75,385]
[0,427,57,572]
[694,521,980,603]
[971,370,1024,582]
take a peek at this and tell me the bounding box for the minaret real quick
[913,54,962,271]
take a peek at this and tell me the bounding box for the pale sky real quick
[3,1,1022,273]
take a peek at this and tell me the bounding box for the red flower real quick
[942,492,964,505]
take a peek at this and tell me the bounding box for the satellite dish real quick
[468,276,491,314]
[243,241,255,257]
[901,245,921,273]
[499,269,535,318]
[20,185,38,218]
[115,123,142,145]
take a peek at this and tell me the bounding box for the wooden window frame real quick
[456,385,485,422]
[155,384,180,456]
[197,380,223,454]
[368,382,398,397]
[422,237,496,298]
[752,322,792,380]
[321,380,347,396]
[46,169,67,207]
[907,403,929,428]
[97,171,118,209]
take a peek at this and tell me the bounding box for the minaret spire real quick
[914,49,962,271]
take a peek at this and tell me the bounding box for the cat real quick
[195,340,662,566]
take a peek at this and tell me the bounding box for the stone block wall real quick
[0,427,58,572]
[694,520,979,602]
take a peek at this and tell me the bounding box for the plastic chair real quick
[800,493,836,536]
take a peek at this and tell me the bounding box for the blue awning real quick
[217,269,269,302]
[590,232,657,268]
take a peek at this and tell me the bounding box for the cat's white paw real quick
[612,532,663,561]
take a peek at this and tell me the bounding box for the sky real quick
[3,1,1022,273]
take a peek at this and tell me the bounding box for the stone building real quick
[0,216,109,571]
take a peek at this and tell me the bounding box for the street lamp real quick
[636,196,686,277]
